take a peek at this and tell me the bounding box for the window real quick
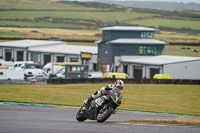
[44,54,51,64]
[139,46,146,55]
[57,56,64,62]
[25,63,42,69]
[103,31,109,41]
[139,46,162,56]
[5,49,12,61]
[123,64,128,74]
[141,32,154,38]
[72,66,77,72]
[93,63,97,71]
[68,66,72,73]
[68,66,82,73]
[70,57,78,62]
[77,67,80,72]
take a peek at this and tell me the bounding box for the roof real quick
[0,39,64,48]
[100,26,157,32]
[108,38,167,45]
[29,44,97,55]
[121,55,200,65]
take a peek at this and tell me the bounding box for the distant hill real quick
[95,0,200,11]
[0,0,199,44]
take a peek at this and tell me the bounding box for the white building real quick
[120,55,200,80]
[0,40,98,71]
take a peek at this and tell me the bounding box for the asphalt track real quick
[0,104,200,133]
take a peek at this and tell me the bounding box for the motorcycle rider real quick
[84,80,124,112]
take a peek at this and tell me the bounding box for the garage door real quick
[133,66,142,79]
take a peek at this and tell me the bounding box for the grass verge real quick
[128,117,200,126]
[0,84,200,116]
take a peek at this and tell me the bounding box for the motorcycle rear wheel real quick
[76,107,87,122]
[96,106,113,123]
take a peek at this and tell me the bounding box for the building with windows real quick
[0,39,97,71]
[120,55,200,79]
[97,26,167,72]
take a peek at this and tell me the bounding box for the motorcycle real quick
[76,89,122,123]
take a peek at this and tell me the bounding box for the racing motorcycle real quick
[76,89,122,123]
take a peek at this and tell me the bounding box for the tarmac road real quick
[0,104,200,133]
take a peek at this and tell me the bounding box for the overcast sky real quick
[76,0,200,4]
[126,0,200,3]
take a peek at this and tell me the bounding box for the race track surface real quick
[0,104,200,133]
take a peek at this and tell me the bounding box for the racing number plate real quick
[95,97,104,106]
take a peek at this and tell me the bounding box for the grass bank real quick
[0,27,199,45]
[128,117,200,126]
[0,84,200,116]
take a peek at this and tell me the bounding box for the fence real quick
[1,79,199,85]
[47,78,200,85]
[0,80,47,85]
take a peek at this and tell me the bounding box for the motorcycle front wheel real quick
[96,106,113,123]
[76,106,87,122]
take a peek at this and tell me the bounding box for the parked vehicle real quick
[76,89,121,123]
[55,63,87,79]
[0,59,13,69]
[55,68,65,79]
[43,63,65,75]
[104,72,131,79]
[153,74,170,79]
[9,61,48,80]
[24,69,48,80]
[88,72,103,78]
[9,61,34,70]
[28,74,48,81]
[0,69,24,80]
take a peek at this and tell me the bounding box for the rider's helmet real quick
[114,80,124,91]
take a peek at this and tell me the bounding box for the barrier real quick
[0,80,47,85]
[47,78,200,85]
[1,79,199,85]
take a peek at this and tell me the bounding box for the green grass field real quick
[0,31,27,37]
[0,11,155,30]
[0,0,99,11]
[0,11,154,21]
[0,0,120,11]
[128,18,200,30]
[0,20,79,29]
[0,84,200,116]
[0,0,199,44]
[0,1,199,32]
[163,45,200,57]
